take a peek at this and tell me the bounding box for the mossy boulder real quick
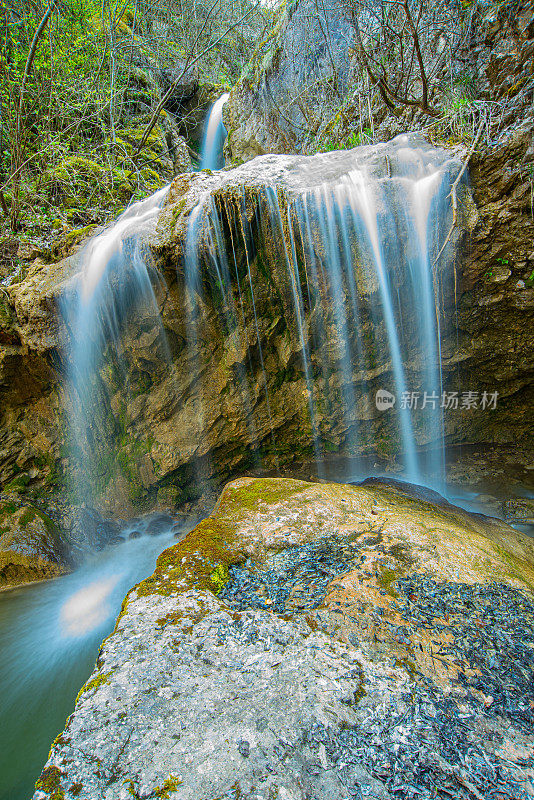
[0,501,70,588]
[134,476,534,606]
[34,477,534,800]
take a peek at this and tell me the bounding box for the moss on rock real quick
[0,502,69,588]
[35,766,65,800]
[125,477,534,622]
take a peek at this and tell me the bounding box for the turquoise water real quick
[0,528,177,800]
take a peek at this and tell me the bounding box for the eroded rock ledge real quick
[34,477,534,800]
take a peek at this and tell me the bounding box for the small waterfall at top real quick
[199,93,230,170]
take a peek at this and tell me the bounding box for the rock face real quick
[0,130,532,517]
[0,501,69,587]
[224,0,534,450]
[33,477,534,799]
[1,135,471,514]
[456,121,534,446]
[0,2,532,527]
[224,0,356,162]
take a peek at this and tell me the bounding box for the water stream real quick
[0,525,182,800]
[199,93,230,170]
[61,186,171,505]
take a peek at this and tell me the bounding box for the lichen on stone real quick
[35,766,65,800]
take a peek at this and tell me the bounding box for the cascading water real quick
[0,131,464,800]
[199,93,230,170]
[0,522,189,800]
[47,130,462,513]
[60,93,233,501]
[61,186,171,505]
[183,136,460,488]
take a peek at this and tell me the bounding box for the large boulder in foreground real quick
[34,478,534,799]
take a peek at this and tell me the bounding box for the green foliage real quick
[1,0,266,239]
[18,507,37,527]
[318,128,373,153]
[0,500,18,516]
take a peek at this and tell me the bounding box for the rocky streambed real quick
[33,477,534,800]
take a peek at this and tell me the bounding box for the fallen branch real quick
[433,118,485,266]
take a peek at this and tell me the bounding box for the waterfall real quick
[61,187,170,506]
[60,93,234,506]
[59,133,461,506]
[185,138,460,488]
[199,93,230,170]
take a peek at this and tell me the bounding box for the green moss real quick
[377,565,400,598]
[131,516,235,605]
[210,564,230,594]
[154,775,182,798]
[323,440,339,453]
[77,670,112,701]
[219,477,306,515]
[19,508,37,527]
[35,766,65,799]
[51,156,104,183]
[489,542,534,589]
[171,198,187,223]
[37,509,61,539]
[131,371,153,398]
[4,473,31,492]
[65,224,96,246]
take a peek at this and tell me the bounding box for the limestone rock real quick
[0,126,532,524]
[223,0,534,459]
[172,135,192,174]
[1,136,469,515]
[33,477,534,799]
[153,63,199,111]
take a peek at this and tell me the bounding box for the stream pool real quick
[0,527,179,800]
